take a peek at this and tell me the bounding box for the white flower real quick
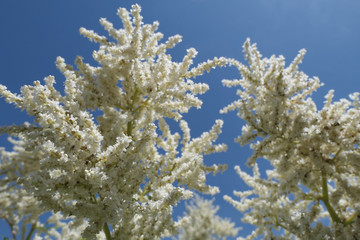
[176,194,240,240]
[0,4,228,239]
[223,39,360,239]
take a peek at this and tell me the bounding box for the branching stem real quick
[4,217,17,240]
[320,172,342,224]
[126,87,140,136]
[25,223,37,240]
[103,222,112,240]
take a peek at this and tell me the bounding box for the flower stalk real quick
[103,223,112,240]
[320,172,342,224]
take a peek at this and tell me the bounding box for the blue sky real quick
[0,0,359,238]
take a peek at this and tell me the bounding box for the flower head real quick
[0,4,228,239]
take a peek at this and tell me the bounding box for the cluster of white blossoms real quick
[222,39,360,239]
[0,141,88,240]
[1,3,359,240]
[176,195,240,240]
[0,4,230,239]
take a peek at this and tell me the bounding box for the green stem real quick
[275,216,289,231]
[25,223,37,240]
[4,217,17,240]
[103,222,112,240]
[127,121,133,136]
[344,212,357,226]
[320,172,342,223]
[126,87,140,137]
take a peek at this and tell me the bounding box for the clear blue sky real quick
[0,0,359,238]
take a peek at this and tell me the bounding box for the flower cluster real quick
[0,4,228,239]
[1,3,359,240]
[222,39,360,239]
[0,139,89,239]
[176,194,239,240]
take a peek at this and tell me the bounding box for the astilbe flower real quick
[175,194,240,240]
[0,4,228,239]
[222,39,360,239]
[0,130,89,239]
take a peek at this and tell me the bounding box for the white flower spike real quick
[0,4,228,239]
